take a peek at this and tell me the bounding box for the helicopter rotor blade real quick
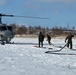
[0,13,50,19]
[12,15,50,19]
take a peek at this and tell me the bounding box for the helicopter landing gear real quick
[10,42,14,44]
[6,41,11,44]
[6,38,14,44]
[6,38,11,44]
[6,41,14,44]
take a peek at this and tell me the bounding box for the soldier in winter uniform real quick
[38,32,44,47]
[65,33,74,49]
[46,34,51,45]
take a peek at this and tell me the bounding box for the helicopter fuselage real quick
[0,24,14,43]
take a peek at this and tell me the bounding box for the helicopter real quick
[0,13,50,45]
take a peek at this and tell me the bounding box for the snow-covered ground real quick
[0,37,76,75]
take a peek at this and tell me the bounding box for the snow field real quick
[0,38,76,75]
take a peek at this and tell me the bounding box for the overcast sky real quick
[0,0,76,29]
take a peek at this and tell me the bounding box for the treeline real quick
[10,23,76,36]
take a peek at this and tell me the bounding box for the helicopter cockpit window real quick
[0,26,7,31]
[7,26,12,31]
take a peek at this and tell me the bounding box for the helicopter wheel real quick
[11,42,14,44]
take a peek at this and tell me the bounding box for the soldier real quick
[46,34,51,45]
[38,31,44,47]
[65,33,74,49]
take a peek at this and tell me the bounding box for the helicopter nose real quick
[3,31,14,38]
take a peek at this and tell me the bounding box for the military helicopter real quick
[0,13,49,45]
[0,14,14,45]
